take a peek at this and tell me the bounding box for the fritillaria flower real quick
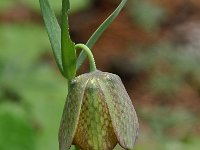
[59,70,139,150]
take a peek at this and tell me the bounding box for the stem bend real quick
[75,44,97,72]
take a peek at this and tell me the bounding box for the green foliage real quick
[0,102,35,150]
[39,0,77,80]
[128,0,167,31]
[40,0,128,79]
[141,107,197,134]
[39,0,63,74]
[60,0,76,80]
[138,107,200,150]
[132,42,200,95]
[0,0,90,12]
[0,24,67,150]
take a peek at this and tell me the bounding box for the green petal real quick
[73,77,117,150]
[58,75,89,150]
[99,73,139,149]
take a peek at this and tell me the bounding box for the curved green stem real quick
[75,44,97,72]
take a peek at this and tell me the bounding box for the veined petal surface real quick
[98,72,139,149]
[59,75,88,150]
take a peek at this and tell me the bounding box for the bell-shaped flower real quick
[59,70,139,150]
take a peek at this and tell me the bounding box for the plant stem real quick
[75,44,97,72]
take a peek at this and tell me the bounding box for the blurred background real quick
[0,0,200,150]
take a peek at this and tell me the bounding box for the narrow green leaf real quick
[39,0,63,74]
[76,0,128,70]
[61,0,76,80]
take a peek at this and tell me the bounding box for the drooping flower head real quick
[59,70,139,150]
